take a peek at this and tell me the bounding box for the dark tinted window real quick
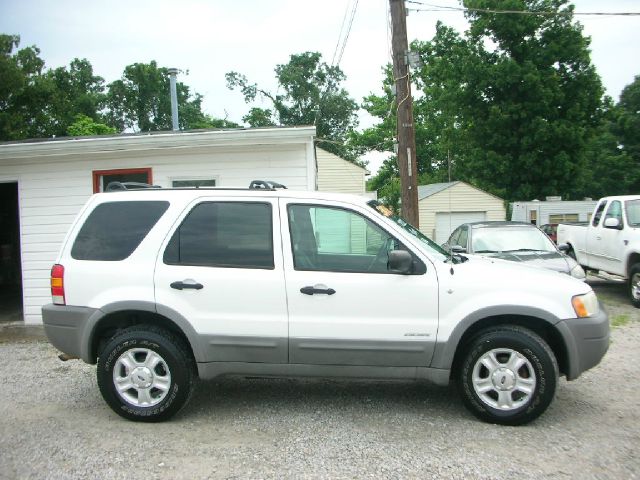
[164,202,274,269]
[71,201,169,261]
[592,201,607,226]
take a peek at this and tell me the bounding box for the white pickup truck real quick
[557,195,640,307]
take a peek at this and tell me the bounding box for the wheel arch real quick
[430,306,569,379]
[627,251,640,277]
[84,301,204,365]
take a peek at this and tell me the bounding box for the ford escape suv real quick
[42,182,610,425]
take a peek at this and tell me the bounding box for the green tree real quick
[0,34,46,140]
[613,75,640,192]
[226,52,359,160]
[105,61,214,132]
[67,114,116,136]
[358,0,605,202]
[460,0,603,200]
[1,34,108,140]
[42,58,107,137]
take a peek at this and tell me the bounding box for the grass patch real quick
[611,314,630,328]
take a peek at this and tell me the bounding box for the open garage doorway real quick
[0,182,23,322]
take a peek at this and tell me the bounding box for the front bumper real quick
[555,306,610,380]
[42,304,98,363]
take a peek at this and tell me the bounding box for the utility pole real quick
[389,0,419,227]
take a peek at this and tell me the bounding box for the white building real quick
[0,127,348,324]
[316,147,367,195]
[418,181,506,244]
[511,197,598,226]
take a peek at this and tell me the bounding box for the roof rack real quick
[105,181,161,192]
[249,180,288,190]
[103,180,288,192]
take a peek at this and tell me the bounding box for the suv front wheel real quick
[458,326,558,426]
[97,325,195,422]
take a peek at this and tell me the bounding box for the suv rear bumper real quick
[556,307,609,380]
[42,304,97,363]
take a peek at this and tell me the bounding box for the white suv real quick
[42,182,609,425]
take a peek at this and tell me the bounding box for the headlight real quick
[572,291,599,318]
[570,263,586,280]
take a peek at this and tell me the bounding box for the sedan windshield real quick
[471,226,557,253]
[368,201,448,260]
[626,199,640,227]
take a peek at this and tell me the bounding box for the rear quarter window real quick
[71,201,169,261]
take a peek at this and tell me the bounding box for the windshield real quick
[368,201,448,260]
[626,199,640,227]
[471,226,557,253]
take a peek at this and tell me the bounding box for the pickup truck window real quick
[458,227,469,249]
[604,201,623,227]
[592,201,607,227]
[626,199,640,227]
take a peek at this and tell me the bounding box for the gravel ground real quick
[1,279,639,480]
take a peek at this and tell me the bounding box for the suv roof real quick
[97,185,373,207]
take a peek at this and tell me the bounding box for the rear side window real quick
[71,201,169,261]
[163,202,274,269]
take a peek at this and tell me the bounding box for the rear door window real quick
[71,201,169,261]
[163,202,274,269]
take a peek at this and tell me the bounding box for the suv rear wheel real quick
[458,326,558,426]
[97,325,194,422]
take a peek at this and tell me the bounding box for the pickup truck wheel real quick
[97,325,194,422]
[458,326,558,426]
[630,264,640,308]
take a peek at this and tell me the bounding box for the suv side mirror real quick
[557,243,570,253]
[388,250,413,274]
[603,218,622,229]
[451,245,467,254]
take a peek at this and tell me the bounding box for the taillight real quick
[51,264,65,305]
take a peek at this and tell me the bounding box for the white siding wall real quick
[418,182,506,240]
[316,148,365,195]
[0,137,312,324]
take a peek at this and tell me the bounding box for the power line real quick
[406,0,640,16]
[331,1,353,66]
[336,0,360,67]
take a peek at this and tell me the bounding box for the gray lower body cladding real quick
[196,361,451,386]
[41,303,609,384]
[555,307,610,380]
[41,304,98,362]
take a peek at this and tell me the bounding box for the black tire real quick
[97,325,195,422]
[458,326,558,426]
[630,264,640,308]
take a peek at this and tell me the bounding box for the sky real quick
[1,0,639,172]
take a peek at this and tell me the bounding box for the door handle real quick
[170,280,204,290]
[300,286,336,296]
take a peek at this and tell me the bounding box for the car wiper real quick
[502,248,546,253]
[473,249,498,253]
